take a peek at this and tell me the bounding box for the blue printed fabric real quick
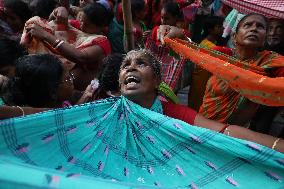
[0,96,283,189]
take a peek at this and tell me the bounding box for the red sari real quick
[21,16,111,90]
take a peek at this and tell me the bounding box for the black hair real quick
[162,2,183,19]
[93,53,124,99]
[202,16,224,37]
[0,38,25,69]
[29,0,58,19]
[3,0,32,22]
[131,0,145,19]
[82,2,113,27]
[99,53,124,92]
[236,13,268,33]
[2,54,63,107]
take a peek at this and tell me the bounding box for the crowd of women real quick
[0,0,283,188]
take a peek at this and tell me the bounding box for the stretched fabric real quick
[164,38,284,107]
[145,37,187,89]
[0,96,284,188]
[221,0,284,19]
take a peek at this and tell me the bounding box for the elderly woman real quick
[1,48,283,153]
[158,13,284,127]
[0,49,283,189]
[199,14,284,126]
[119,49,283,152]
[22,3,112,90]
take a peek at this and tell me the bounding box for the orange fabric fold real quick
[164,38,284,122]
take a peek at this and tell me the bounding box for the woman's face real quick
[119,52,160,103]
[234,15,267,49]
[78,12,94,33]
[161,8,176,26]
[267,19,284,47]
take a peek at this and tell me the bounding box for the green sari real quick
[0,96,283,188]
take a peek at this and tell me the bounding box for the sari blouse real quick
[200,51,284,124]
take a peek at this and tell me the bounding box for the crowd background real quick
[0,0,284,188]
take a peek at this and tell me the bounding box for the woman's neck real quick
[127,94,156,109]
[235,46,259,61]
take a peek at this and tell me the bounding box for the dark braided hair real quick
[93,53,124,99]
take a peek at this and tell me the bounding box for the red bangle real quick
[219,124,230,133]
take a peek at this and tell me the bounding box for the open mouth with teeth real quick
[246,35,258,40]
[124,75,141,88]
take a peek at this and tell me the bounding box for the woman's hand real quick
[69,5,81,18]
[53,6,69,26]
[157,25,188,45]
[26,24,51,41]
[0,75,9,92]
[76,79,99,104]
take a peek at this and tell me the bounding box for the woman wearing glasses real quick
[1,54,74,108]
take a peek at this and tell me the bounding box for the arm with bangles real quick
[0,106,50,120]
[26,24,105,66]
[194,114,284,153]
[26,7,105,66]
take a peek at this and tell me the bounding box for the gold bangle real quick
[272,138,280,150]
[15,106,25,116]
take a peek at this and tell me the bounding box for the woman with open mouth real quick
[0,49,283,189]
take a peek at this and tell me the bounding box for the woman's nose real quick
[126,63,138,72]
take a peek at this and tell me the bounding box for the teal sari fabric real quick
[0,96,283,189]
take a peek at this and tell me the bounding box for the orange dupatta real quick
[164,38,284,123]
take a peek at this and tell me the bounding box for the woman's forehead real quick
[124,51,150,62]
[241,15,266,26]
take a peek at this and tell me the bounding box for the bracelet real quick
[219,124,230,133]
[54,40,64,49]
[272,138,280,150]
[15,106,25,116]
[53,39,61,48]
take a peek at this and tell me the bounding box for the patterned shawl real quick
[164,38,284,123]
[0,96,283,188]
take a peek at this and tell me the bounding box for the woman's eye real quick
[137,61,145,66]
[121,64,129,69]
[257,24,265,30]
[243,23,250,28]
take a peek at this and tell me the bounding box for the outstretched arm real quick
[0,106,50,120]
[194,114,284,153]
